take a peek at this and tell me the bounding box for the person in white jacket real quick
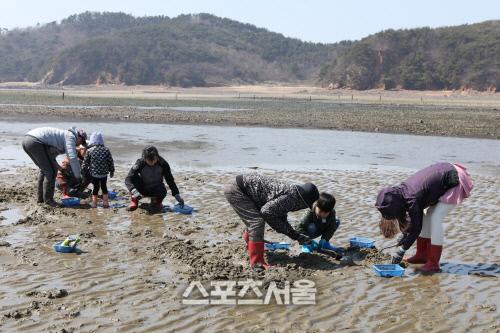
[22,126,87,207]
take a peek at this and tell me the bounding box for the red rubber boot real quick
[248,241,270,271]
[128,197,139,211]
[243,229,249,248]
[416,244,443,274]
[406,237,430,264]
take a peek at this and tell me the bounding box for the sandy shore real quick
[0,86,499,139]
[0,166,498,332]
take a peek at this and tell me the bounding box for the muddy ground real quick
[0,166,498,333]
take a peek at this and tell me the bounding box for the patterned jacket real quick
[82,145,115,178]
[236,173,309,240]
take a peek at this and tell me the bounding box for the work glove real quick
[296,233,312,245]
[175,194,184,207]
[301,240,319,253]
[392,246,406,264]
[109,172,114,178]
[131,189,143,200]
[318,239,345,253]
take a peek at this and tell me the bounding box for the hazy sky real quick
[1,0,498,43]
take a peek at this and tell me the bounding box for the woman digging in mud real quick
[22,126,88,207]
[375,162,473,274]
[125,146,184,213]
[224,173,320,272]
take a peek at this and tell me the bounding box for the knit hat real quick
[89,132,104,146]
[375,186,405,219]
[296,182,319,208]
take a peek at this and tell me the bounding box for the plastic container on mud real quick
[349,236,375,248]
[372,264,405,277]
[265,242,291,251]
[53,241,77,253]
[108,190,118,200]
[172,204,194,215]
[61,197,80,207]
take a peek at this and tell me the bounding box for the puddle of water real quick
[0,208,24,226]
[4,226,31,247]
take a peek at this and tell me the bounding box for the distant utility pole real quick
[62,92,65,100]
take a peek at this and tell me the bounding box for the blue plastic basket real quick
[172,204,194,215]
[349,236,375,248]
[265,242,291,251]
[53,241,77,253]
[61,197,80,207]
[373,264,405,277]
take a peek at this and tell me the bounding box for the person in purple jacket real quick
[375,162,473,273]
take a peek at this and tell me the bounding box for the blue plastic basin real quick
[108,191,118,200]
[53,241,77,253]
[61,197,80,207]
[373,264,405,277]
[350,236,375,248]
[265,242,291,251]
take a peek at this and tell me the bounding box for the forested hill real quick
[0,12,497,90]
[319,20,499,91]
[0,12,337,87]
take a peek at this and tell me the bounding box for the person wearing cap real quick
[224,173,320,271]
[125,146,184,212]
[375,162,473,273]
[22,126,87,207]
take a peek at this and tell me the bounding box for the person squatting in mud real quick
[82,132,115,208]
[224,173,321,271]
[295,192,344,253]
[375,162,473,273]
[125,146,185,213]
[22,126,88,207]
[56,145,90,198]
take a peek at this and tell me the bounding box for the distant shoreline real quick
[0,86,498,139]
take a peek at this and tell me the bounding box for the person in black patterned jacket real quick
[224,173,319,271]
[82,132,115,208]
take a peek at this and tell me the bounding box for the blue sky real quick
[0,0,498,43]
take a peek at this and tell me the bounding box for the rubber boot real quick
[128,197,139,211]
[102,194,109,208]
[37,172,44,203]
[243,229,249,248]
[150,197,164,213]
[60,184,71,199]
[248,241,270,272]
[43,177,61,207]
[91,195,98,208]
[406,237,430,264]
[416,244,443,274]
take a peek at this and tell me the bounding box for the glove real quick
[175,194,184,207]
[318,239,345,253]
[296,233,312,245]
[392,246,406,264]
[68,187,79,196]
[301,240,319,253]
[131,189,143,200]
[109,172,114,178]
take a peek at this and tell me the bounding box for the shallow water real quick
[0,118,498,176]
